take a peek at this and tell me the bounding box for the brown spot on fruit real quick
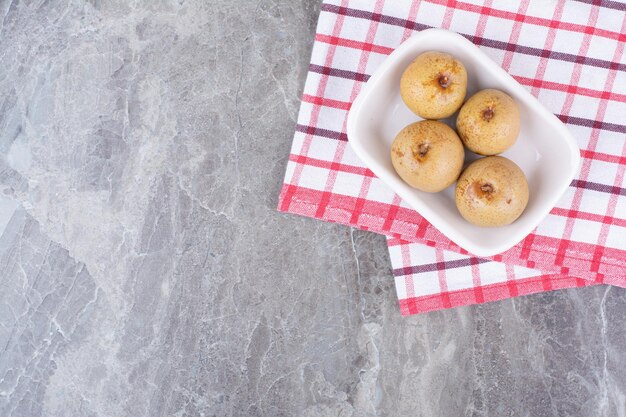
[393,149,405,158]
[506,198,512,204]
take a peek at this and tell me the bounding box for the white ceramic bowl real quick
[347,28,580,257]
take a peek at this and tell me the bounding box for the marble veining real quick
[0,1,625,416]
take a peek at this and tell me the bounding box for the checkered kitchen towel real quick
[278,0,626,314]
[388,237,604,315]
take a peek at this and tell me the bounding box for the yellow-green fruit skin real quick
[400,51,468,119]
[391,120,465,193]
[455,156,529,227]
[456,89,520,155]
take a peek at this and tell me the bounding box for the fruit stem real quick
[482,107,494,121]
[438,74,450,88]
[480,183,494,194]
[417,143,430,158]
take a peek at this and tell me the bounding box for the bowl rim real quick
[346,28,581,257]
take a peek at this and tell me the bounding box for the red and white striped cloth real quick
[278,0,626,315]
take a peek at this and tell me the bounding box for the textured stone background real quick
[0,1,625,416]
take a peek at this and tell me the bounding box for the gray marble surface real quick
[0,1,625,416]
